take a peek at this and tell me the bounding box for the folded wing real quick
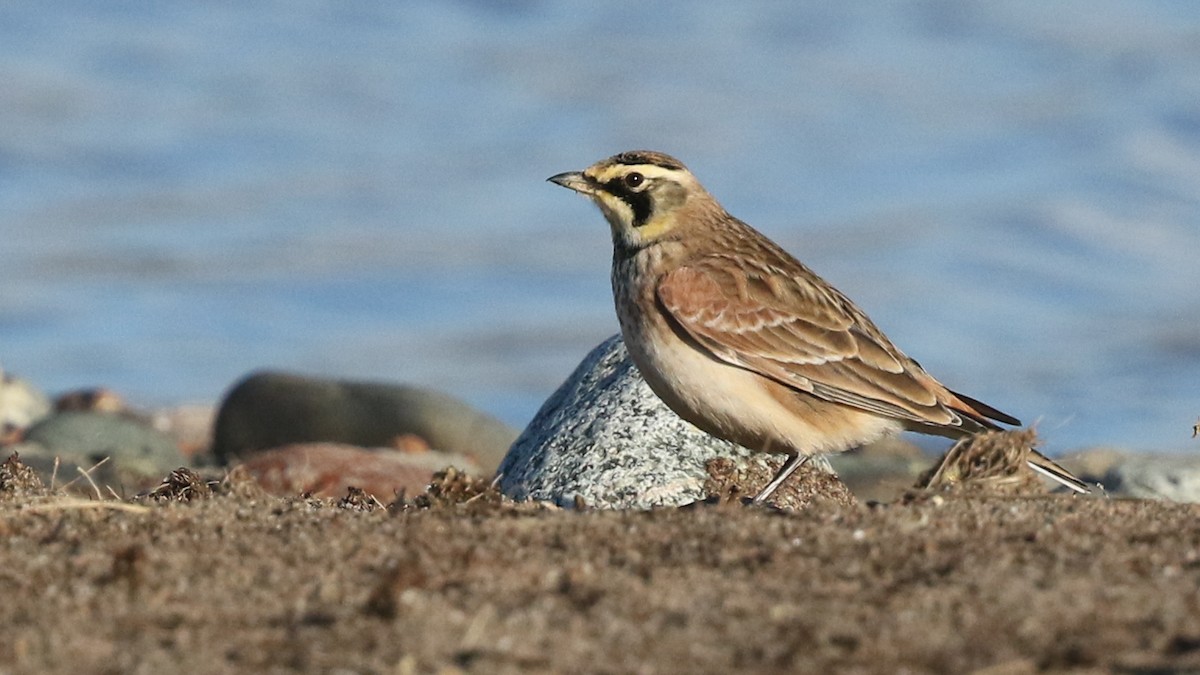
[656,255,1017,432]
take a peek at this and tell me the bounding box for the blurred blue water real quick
[2,2,1198,452]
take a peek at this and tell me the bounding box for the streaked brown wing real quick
[656,255,980,428]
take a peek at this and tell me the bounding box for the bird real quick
[547,150,1089,502]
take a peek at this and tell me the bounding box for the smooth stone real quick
[51,389,216,461]
[826,453,932,503]
[16,411,185,484]
[0,369,51,436]
[497,334,837,510]
[1057,446,1129,485]
[211,371,518,472]
[822,435,931,501]
[234,442,482,500]
[1102,455,1200,503]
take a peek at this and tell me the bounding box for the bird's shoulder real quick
[658,230,912,369]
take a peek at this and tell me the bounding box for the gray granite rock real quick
[497,335,833,509]
[1103,456,1200,503]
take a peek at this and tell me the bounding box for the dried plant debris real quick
[703,455,856,510]
[409,467,504,510]
[701,457,755,507]
[917,429,1046,495]
[219,465,272,500]
[0,452,46,497]
[338,486,384,512]
[142,467,218,503]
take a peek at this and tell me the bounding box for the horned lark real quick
[549,150,1089,502]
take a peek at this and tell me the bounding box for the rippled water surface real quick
[2,2,1199,452]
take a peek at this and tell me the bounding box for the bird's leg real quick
[752,453,811,504]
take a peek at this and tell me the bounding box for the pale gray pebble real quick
[0,368,51,433]
[497,334,831,509]
[1103,455,1200,503]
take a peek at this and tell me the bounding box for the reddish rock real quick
[54,388,126,413]
[235,443,484,500]
[389,433,431,454]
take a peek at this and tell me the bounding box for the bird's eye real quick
[624,172,644,188]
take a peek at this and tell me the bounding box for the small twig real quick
[22,499,150,514]
[58,456,111,493]
[50,456,60,491]
[77,465,105,500]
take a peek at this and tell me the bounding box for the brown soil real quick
[1,459,1198,674]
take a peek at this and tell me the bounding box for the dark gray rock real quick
[212,371,518,472]
[497,335,834,509]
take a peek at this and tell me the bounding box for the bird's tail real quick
[1026,450,1090,494]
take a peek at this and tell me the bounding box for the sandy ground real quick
[1,458,1198,675]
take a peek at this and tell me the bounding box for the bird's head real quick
[548,150,713,250]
